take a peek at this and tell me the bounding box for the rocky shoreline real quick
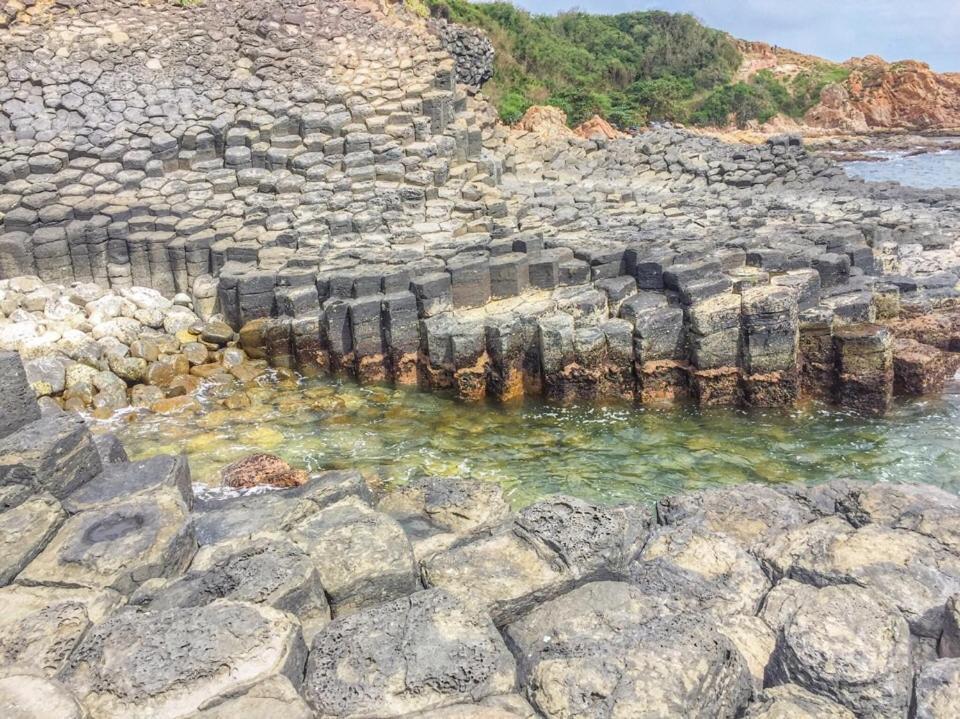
[1,348,960,718]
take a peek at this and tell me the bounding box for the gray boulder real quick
[191,469,370,546]
[505,581,752,718]
[377,475,511,560]
[0,351,41,440]
[0,585,121,676]
[63,455,193,513]
[62,601,306,719]
[131,534,330,643]
[768,584,913,718]
[627,522,770,616]
[423,496,649,625]
[759,516,960,637]
[656,483,814,546]
[0,673,86,719]
[0,492,64,585]
[289,496,418,616]
[0,413,102,499]
[303,588,516,717]
[914,658,960,719]
[743,684,855,718]
[18,491,195,594]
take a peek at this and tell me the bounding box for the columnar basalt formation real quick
[1,0,959,417]
[2,349,960,717]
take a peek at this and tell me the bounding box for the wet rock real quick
[19,491,195,594]
[0,673,86,719]
[92,433,129,465]
[768,584,913,718]
[628,522,770,616]
[0,492,65,585]
[0,413,102,498]
[220,453,308,489]
[914,658,960,719]
[191,469,371,545]
[743,684,855,718]
[0,584,121,675]
[377,475,511,559]
[505,581,752,718]
[289,495,418,616]
[302,588,516,718]
[131,534,330,643]
[63,454,193,513]
[62,601,306,719]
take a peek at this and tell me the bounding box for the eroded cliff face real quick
[738,42,960,133]
[842,57,960,130]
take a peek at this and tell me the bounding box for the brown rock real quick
[221,453,308,489]
[893,338,954,395]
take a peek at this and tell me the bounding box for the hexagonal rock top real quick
[61,600,306,719]
[18,491,195,593]
[302,588,516,717]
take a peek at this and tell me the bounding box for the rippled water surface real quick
[93,372,960,507]
[843,149,960,189]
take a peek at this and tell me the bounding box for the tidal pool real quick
[91,370,960,508]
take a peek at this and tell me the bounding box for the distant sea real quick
[843,148,960,189]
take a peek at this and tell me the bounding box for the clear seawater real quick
[843,149,960,189]
[92,371,960,508]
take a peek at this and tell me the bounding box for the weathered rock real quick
[628,522,771,616]
[0,413,102,499]
[505,581,752,718]
[0,492,65,585]
[191,469,371,545]
[758,515,960,637]
[131,534,330,642]
[186,677,313,719]
[0,673,86,719]
[0,584,121,675]
[0,351,41,440]
[63,454,192,513]
[18,491,195,594]
[220,453,308,489]
[303,588,516,718]
[914,658,960,719]
[62,601,306,719]
[743,684,855,718]
[377,475,511,559]
[289,495,418,616]
[940,594,960,658]
[422,496,650,624]
[404,695,539,718]
[768,584,913,718]
[656,482,814,546]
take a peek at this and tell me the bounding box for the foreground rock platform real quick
[2,350,960,718]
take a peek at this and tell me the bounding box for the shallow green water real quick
[93,372,960,508]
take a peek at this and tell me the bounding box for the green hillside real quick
[425,1,845,128]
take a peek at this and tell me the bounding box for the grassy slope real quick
[426,0,849,128]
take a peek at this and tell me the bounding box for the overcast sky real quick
[512,0,960,72]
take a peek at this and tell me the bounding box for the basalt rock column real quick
[833,324,895,414]
[740,286,800,407]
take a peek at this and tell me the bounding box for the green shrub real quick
[428,1,848,129]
